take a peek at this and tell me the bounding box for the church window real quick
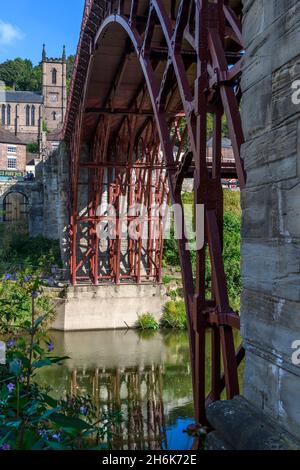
[31,106,35,126]
[7,105,11,126]
[52,111,57,121]
[1,104,6,125]
[52,68,57,84]
[26,105,30,126]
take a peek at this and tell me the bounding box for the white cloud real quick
[0,19,24,46]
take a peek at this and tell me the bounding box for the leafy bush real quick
[161,300,187,330]
[0,277,122,450]
[0,272,56,329]
[163,229,180,266]
[0,230,62,276]
[168,289,178,301]
[136,313,159,330]
[162,275,173,285]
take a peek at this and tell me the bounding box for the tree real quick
[0,58,42,92]
[66,55,75,93]
[26,141,39,154]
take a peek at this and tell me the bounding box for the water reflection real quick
[38,329,195,450]
[38,328,243,450]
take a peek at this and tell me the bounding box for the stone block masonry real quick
[51,284,168,331]
[240,0,300,441]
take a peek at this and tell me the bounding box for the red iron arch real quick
[65,0,245,428]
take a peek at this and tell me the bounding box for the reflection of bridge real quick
[70,365,167,450]
[63,0,244,432]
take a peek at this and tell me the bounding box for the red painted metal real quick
[64,0,245,431]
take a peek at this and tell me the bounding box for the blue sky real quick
[0,0,85,64]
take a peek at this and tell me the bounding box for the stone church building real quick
[0,46,67,230]
[0,45,67,149]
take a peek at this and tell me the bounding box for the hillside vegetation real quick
[163,190,242,311]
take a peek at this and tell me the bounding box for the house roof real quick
[0,90,43,104]
[0,127,25,145]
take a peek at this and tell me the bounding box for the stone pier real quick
[207,0,300,448]
[51,283,167,331]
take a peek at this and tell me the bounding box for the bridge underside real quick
[65,0,245,427]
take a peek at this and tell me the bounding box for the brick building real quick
[0,128,26,178]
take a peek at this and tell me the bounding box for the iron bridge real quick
[64,0,245,433]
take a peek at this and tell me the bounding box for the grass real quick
[136,313,159,330]
[161,300,187,330]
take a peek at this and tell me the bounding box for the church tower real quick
[42,45,67,132]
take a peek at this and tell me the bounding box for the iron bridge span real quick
[64,0,245,430]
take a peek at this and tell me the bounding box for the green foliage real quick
[66,55,75,94]
[0,229,62,276]
[0,58,42,92]
[0,272,55,330]
[162,274,173,285]
[162,191,241,311]
[223,212,241,311]
[26,141,39,154]
[0,281,122,450]
[42,121,49,133]
[223,190,241,217]
[168,288,182,301]
[136,313,159,330]
[161,300,187,330]
[163,230,180,266]
[177,115,229,151]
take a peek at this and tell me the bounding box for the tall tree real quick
[66,55,75,92]
[0,58,42,92]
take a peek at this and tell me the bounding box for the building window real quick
[52,111,57,121]
[7,146,17,154]
[31,106,35,126]
[26,105,30,126]
[1,104,5,125]
[52,68,57,84]
[7,157,17,170]
[7,105,11,126]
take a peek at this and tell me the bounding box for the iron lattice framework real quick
[65,0,245,427]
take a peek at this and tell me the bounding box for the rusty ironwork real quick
[64,0,245,430]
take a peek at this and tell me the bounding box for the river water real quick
[38,329,243,450]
